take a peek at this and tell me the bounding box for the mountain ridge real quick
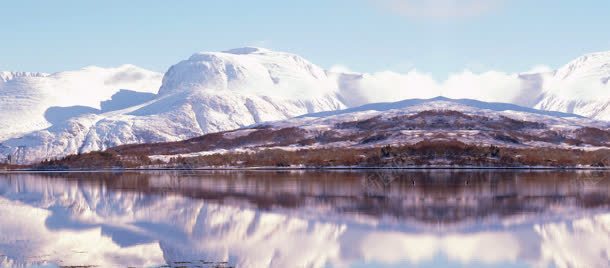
[301,96,584,119]
[1,47,610,163]
[33,97,610,169]
[0,48,346,163]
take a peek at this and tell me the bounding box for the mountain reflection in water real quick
[0,170,608,268]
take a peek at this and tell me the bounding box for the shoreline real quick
[2,166,610,173]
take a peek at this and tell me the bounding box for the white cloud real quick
[375,0,504,19]
[330,67,440,107]
[442,70,524,103]
[525,65,553,74]
[357,231,521,265]
[334,67,547,107]
[329,65,357,74]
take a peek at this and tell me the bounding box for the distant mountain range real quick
[1,48,609,163]
[43,96,601,169]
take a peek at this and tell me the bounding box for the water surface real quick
[0,170,608,268]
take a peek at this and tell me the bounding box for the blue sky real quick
[2,0,609,78]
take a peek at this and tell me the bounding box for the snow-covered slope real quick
[0,65,162,140]
[160,47,340,99]
[535,51,610,120]
[2,48,610,163]
[107,97,609,165]
[0,48,345,163]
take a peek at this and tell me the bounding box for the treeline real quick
[36,151,156,169]
[165,140,609,168]
[0,163,28,170]
[34,140,610,169]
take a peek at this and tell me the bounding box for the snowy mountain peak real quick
[535,50,610,120]
[2,48,610,164]
[568,50,610,63]
[0,65,162,142]
[159,48,341,99]
[554,50,610,81]
[0,49,345,163]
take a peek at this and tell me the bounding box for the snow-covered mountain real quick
[100,97,609,168]
[330,52,610,121]
[2,47,610,163]
[0,65,162,141]
[535,51,610,120]
[0,48,345,163]
[159,47,341,99]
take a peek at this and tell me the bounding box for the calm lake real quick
[0,170,608,268]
